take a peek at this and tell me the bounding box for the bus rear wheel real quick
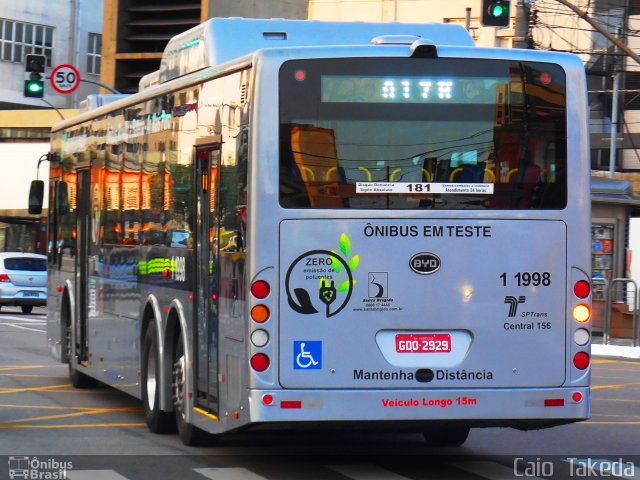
[423,426,470,447]
[141,322,175,433]
[173,332,217,446]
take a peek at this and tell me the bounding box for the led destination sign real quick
[321,75,503,104]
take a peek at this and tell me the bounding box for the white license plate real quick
[395,333,452,353]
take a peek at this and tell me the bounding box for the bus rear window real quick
[279,58,567,210]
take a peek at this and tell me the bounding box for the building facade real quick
[0,0,101,251]
[0,0,104,109]
[101,0,309,94]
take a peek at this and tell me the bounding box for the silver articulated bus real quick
[32,17,592,446]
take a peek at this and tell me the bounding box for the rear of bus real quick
[247,42,591,441]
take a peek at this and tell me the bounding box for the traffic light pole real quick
[513,0,531,49]
[37,98,65,120]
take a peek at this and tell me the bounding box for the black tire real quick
[423,426,470,447]
[173,332,217,446]
[141,322,175,433]
[21,305,33,314]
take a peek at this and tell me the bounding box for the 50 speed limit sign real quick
[50,64,81,94]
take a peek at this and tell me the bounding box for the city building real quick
[0,0,104,110]
[101,0,309,94]
[0,0,103,251]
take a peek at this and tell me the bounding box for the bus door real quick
[194,145,221,413]
[75,168,90,364]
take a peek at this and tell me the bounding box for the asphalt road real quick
[1,307,639,479]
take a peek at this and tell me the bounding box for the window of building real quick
[0,127,51,141]
[625,72,640,110]
[87,32,101,75]
[0,19,53,66]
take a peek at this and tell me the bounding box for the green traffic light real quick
[27,82,43,93]
[24,75,44,98]
[491,3,507,17]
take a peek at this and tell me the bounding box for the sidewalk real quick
[591,336,640,360]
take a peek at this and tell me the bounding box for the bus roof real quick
[154,17,475,87]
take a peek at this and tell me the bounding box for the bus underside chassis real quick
[423,426,470,446]
[140,319,215,445]
[63,291,97,389]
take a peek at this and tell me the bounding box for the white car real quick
[0,253,47,313]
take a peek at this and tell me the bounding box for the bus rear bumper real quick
[246,387,590,426]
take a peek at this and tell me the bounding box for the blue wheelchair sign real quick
[293,341,322,370]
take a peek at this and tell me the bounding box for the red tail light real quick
[573,280,591,299]
[0,274,10,282]
[573,351,590,370]
[250,353,270,372]
[251,280,270,299]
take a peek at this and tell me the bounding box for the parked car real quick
[0,253,47,313]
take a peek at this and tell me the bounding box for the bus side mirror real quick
[28,180,44,215]
[56,181,70,215]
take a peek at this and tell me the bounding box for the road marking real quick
[594,367,640,372]
[580,421,640,425]
[195,467,270,480]
[2,406,142,424]
[67,470,130,480]
[592,381,640,390]
[592,397,640,404]
[0,316,46,322]
[563,458,639,479]
[0,321,45,326]
[0,422,146,429]
[0,322,45,333]
[594,360,640,367]
[590,413,640,420]
[326,464,414,480]
[451,461,545,480]
[0,365,64,371]
[0,383,71,394]
[0,403,139,411]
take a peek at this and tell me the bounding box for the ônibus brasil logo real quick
[285,233,359,318]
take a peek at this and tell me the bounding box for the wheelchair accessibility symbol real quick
[293,341,322,370]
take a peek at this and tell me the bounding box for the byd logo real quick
[409,253,441,275]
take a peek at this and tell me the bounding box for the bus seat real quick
[290,125,343,207]
[449,163,486,183]
[506,165,542,183]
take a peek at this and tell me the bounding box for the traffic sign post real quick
[50,64,81,94]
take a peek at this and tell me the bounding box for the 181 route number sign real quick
[50,64,81,94]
